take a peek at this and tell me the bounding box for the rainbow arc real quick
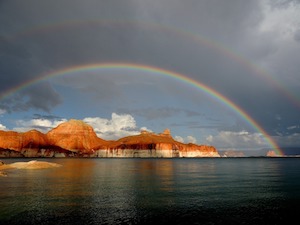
[0,62,283,155]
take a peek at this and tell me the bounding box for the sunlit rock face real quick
[46,119,107,153]
[0,131,23,151]
[0,120,220,157]
[0,130,48,154]
[97,128,219,157]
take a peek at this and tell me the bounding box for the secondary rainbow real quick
[0,62,283,155]
[10,19,300,109]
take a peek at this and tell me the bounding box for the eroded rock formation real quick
[47,119,108,153]
[0,119,220,158]
[266,150,280,157]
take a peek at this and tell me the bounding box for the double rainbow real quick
[0,62,282,155]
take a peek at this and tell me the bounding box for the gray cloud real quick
[0,0,299,148]
[269,0,300,8]
[294,30,300,42]
[0,37,37,90]
[170,122,224,130]
[1,82,62,113]
[118,107,204,120]
[32,113,64,120]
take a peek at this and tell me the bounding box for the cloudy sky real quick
[0,0,299,151]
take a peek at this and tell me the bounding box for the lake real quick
[1,158,300,225]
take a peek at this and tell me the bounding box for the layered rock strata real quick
[0,120,220,158]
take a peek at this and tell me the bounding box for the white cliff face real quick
[96,149,174,158]
[95,149,220,158]
[179,151,220,157]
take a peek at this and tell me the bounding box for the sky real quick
[0,0,300,152]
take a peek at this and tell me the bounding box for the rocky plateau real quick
[0,119,220,158]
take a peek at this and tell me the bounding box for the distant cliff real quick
[0,119,220,158]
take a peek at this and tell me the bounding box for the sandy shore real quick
[0,160,61,176]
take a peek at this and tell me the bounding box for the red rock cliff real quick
[0,119,219,157]
[0,130,48,151]
[46,119,108,153]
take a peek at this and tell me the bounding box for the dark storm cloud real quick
[0,0,138,112]
[20,82,62,112]
[132,0,261,38]
[0,0,299,147]
[0,0,138,33]
[1,0,263,88]
[294,30,300,42]
[0,36,37,90]
[126,0,299,137]
[0,82,62,112]
[52,73,124,102]
[0,35,62,113]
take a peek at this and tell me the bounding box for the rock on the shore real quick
[8,160,61,169]
[0,160,61,177]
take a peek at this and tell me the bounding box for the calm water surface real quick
[1,158,300,225]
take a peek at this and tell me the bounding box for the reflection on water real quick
[1,158,300,224]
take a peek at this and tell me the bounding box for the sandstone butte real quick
[0,119,220,158]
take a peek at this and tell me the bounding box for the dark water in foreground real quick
[1,158,300,225]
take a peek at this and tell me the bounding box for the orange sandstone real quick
[0,119,219,157]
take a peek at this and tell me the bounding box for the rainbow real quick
[0,62,283,155]
[10,20,300,109]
